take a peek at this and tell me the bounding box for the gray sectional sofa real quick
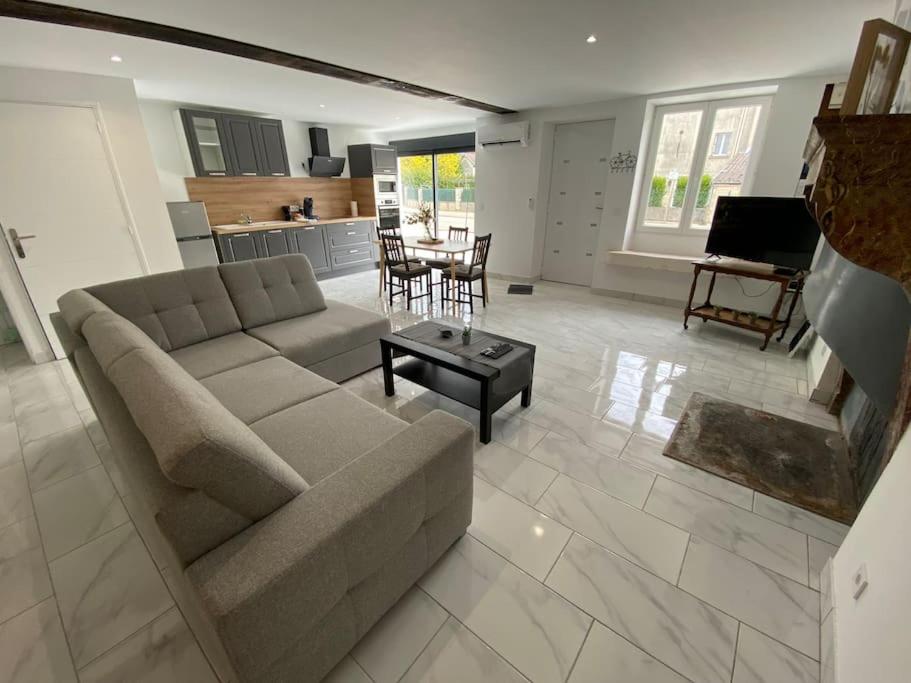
[52,254,475,683]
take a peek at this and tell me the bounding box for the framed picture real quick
[841,19,911,115]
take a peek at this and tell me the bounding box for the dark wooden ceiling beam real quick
[0,0,516,115]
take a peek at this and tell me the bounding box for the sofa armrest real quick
[185,409,474,678]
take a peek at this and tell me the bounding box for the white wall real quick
[138,99,192,202]
[473,74,839,308]
[829,426,911,682]
[0,67,182,273]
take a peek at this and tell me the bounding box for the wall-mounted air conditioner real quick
[478,121,530,147]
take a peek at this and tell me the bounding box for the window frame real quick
[634,95,772,237]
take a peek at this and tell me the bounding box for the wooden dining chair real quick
[440,234,491,312]
[376,224,421,293]
[381,233,433,310]
[425,226,471,270]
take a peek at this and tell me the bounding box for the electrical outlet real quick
[852,563,869,599]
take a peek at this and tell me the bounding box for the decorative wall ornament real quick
[609,151,637,173]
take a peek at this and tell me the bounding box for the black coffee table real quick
[380,321,536,443]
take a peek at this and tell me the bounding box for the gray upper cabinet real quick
[255,119,290,177]
[181,110,234,177]
[348,144,398,177]
[182,109,290,178]
[224,116,263,177]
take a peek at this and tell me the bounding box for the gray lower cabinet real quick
[216,221,375,274]
[255,229,292,258]
[326,221,374,270]
[216,232,259,262]
[290,226,330,274]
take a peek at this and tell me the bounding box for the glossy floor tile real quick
[732,624,819,683]
[0,271,844,683]
[753,493,850,546]
[536,475,688,583]
[568,621,689,683]
[468,477,572,580]
[528,431,655,508]
[547,534,738,683]
[420,535,591,683]
[399,617,527,683]
[0,598,77,683]
[678,537,820,659]
[645,477,809,583]
[351,587,448,683]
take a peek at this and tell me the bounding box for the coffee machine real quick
[302,197,315,219]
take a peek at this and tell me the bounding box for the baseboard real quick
[316,262,379,280]
[487,272,540,284]
[820,558,836,683]
[591,287,686,310]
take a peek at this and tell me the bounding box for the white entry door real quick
[0,102,145,358]
[542,119,615,286]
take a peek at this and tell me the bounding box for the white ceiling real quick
[0,0,893,130]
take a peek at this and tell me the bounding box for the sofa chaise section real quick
[218,255,391,381]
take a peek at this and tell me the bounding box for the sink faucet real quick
[239,213,253,225]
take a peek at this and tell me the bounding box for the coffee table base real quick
[380,347,532,444]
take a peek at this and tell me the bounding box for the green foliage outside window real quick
[648,176,668,207]
[665,174,714,209]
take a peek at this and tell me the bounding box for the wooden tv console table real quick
[683,259,806,351]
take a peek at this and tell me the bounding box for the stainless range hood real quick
[307,127,345,177]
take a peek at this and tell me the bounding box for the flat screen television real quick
[704,196,821,271]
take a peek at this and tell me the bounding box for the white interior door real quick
[542,119,615,286]
[0,102,144,359]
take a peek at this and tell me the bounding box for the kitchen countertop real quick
[211,216,376,234]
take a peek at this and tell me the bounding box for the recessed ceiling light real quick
[586,34,597,44]
[319,104,325,108]
[110,54,123,63]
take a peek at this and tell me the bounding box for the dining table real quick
[375,237,477,312]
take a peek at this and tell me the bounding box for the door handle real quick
[8,228,36,259]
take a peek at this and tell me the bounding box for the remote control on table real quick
[480,343,513,359]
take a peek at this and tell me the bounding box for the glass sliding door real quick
[398,150,476,238]
[399,154,434,238]
[435,151,475,235]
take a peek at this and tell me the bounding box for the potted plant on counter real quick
[407,203,442,244]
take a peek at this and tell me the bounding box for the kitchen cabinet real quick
[290,226,330,274]
[214,220,375,275]
[348,144,398,177]
[255,119,290,177]
[215,232,259,262]
[181,109,290,177]
[224,116,263,177]
[255,229,292,258]
[181,110,233,177]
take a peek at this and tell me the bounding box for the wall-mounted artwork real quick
[842,19,911,115]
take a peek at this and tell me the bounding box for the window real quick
[711,131,733,156]
[637,96,770,234]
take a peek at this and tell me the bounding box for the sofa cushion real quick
[83,310,308,520]
[201,357,338,424]
[168,332,278,380]
[247,300,390,369]
[218,254,327,329]
[250,390,406,485]
[86,266,242,352]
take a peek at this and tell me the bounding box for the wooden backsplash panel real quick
[350,178,376,216]
[185,177,375,225]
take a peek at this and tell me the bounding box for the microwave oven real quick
[374,174,398,202]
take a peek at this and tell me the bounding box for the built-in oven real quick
[374,174,398,204]
[377,206,400,230]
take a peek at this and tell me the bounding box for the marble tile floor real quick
[0,270,848,682]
